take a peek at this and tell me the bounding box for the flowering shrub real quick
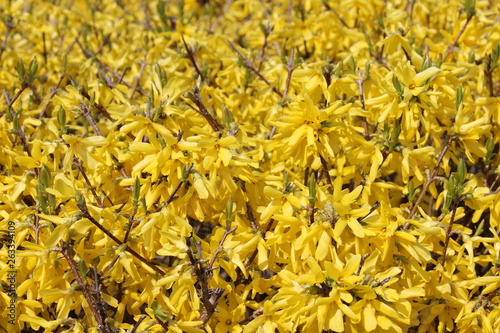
[1,0,499,332]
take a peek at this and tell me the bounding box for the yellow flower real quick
[394,62,440,102]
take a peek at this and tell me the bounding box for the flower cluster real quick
[0,0,499,332]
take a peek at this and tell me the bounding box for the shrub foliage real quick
[1,0,499,332]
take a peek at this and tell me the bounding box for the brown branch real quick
[79,103,103,136]
[130,52,148,99]
[0,18,15,60]
[130,315,146,333]
[443,15,474,62]
[181,35,205,82]
[403,135,455,229]
[75,38,147,96]
[208,226,237,270]
[355,68,370,140]
[441,201,458,266]
[76,198,166,276]
[60,241,111,333]
[38,70,66,119]
[227,39,283,97]
[3,87,34,160]
[189,86,223,132]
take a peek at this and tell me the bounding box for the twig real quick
[322,2,350,28]
[76,198,166,276]
[207,226,237,270]
[283,48,295,101]
[443,15,474,62]
[130,315,146,333]
[441,201,459,266]
[155,316,170,331]
[355,68,370,140]
[187,240,225,324]
[0,18,15,60]
[60,241,111,333]
[257,25,271,72]
[130,52,148,99]
[189,86,223,132]
[181,35,205,82]
[403,135,455,229]
[227,39,283,97]
[3,87,33,160]
[75,38,147,96]
[123,207,137,244]
[38,69,66,119]
[319,154,334,194]
[80,103,103,136]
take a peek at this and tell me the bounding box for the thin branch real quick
[283,48,295,101]
[207,226,237,270]
[130,315,147,333]
[227,39,283,97]
[80,103,103,136]
[60,242,111,333]
[403,135,455,229]
[441,201,459,266]
[3,87,33,159]
[0,18,15,60]
[355,68,370,140]
[443,15,474,62]
[130,52,148,99]
[38,69,66,119]
[189,86,223,132]
[76,198,166,276]
[75,38,147,96]
[181,35,205,82]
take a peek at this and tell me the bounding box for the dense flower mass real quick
[0,0,499,332]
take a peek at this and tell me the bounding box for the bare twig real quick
[189,86,223,132]
[80,103,103,136]
[441,201,458,266]
[38,70,66,119]
[130,315,146,333]
[60,242,111,333]
[355,68,370,140]
[443,15,474,62]
[182,35,205,82]
[227,39,283,97]
[403,135,455,229]
[130,52,148,99]
[76,198,166,276]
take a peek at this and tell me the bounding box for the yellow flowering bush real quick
[1,0,499,332]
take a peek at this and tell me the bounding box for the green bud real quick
[485,135,496,165]
[78,259,89,277]
[408,180,416,203]
[308,172,317,205]
[421,56,432,72]
[57,107,67,133]
[457,159,466,184]
[348,56,356,74]
[39,164,51,189]
[28,56,38,82]
[392,75,403,96]
[455,85,463,111]
[226,197,233,228]
[132,177,140,208]
[62,54,68,73]
[468,50,475,64]
[16,58,25,84]
[474,219,484,237]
